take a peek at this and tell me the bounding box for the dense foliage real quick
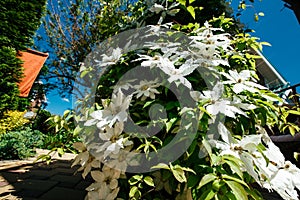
[0,109,81,160]
[0,127,44,160]
[0,0,46,116]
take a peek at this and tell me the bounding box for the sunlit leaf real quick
[225,180,248,200]
[198,173,217,189]
[187,6,195,19]
[144,176,155,187]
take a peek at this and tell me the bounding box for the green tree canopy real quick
[0,0,47,116]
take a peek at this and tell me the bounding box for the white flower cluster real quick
[84,89,133,160]
[74,22,300,200]
[209,124,300,200]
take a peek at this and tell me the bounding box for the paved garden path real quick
[0,149,92,200]
[0,150,285,200]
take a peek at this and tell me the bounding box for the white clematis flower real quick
[132,79,161,101]
[222,70,266,94]
[210,130,264,182]
[137,54,164,68]
[159,57,198,89]
[107,148,139,173]
[268,161,300,200]
[137,54,198,89]
[87,166,120,200]
[99,47,122,67]
[193,83,247,118]
[101,137,125,158]
[149,3,165,13]
[84,89,132,129]
[89,122,133,159]
[99,122,124,141]
[189,22,231,67]
[214,125,300,200]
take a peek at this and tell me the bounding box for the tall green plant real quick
[0,0,47,116]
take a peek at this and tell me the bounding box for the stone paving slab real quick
[40,187,86,200]
[0,149,91,200]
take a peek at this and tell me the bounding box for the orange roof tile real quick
[17,49,48,97]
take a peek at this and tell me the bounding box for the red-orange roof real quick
[17,49,48,97]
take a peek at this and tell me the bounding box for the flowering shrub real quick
[71,3,300,200]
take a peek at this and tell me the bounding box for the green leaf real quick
[166,118,177,132]
[144,176,155,187]
[57,148,64,156]
[198,173,217,189]
[35,154,51,163]
[151,163,170,170]
[288,126,296,136]
[202,139,212,157]
[221,174,249,188]
[287,110,300,115]
[53,115,60,123]
[187,6,195,19]
[63,110,71,118]
[211,154,222,165]
[245,187,264,200]
[199,189,216,200]
[80,70,89,78]
[129,186,140,198]
[73,126,82,136]
[241,3,246,9]
[143,100,155,108]
[180,166,196,174]
[212,179,225,191]
[187,174,200,188]
[225,180,248,200]
[129,175,143,185]
[223,159,243,179]
[171,166,187,183]
[177,0,186,6]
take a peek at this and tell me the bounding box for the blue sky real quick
[45,0,300,115]
[235,0,300,86]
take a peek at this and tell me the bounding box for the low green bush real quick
[0,127,44,160]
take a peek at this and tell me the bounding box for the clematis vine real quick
[221,69,267,94]
[72,18,300,200]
